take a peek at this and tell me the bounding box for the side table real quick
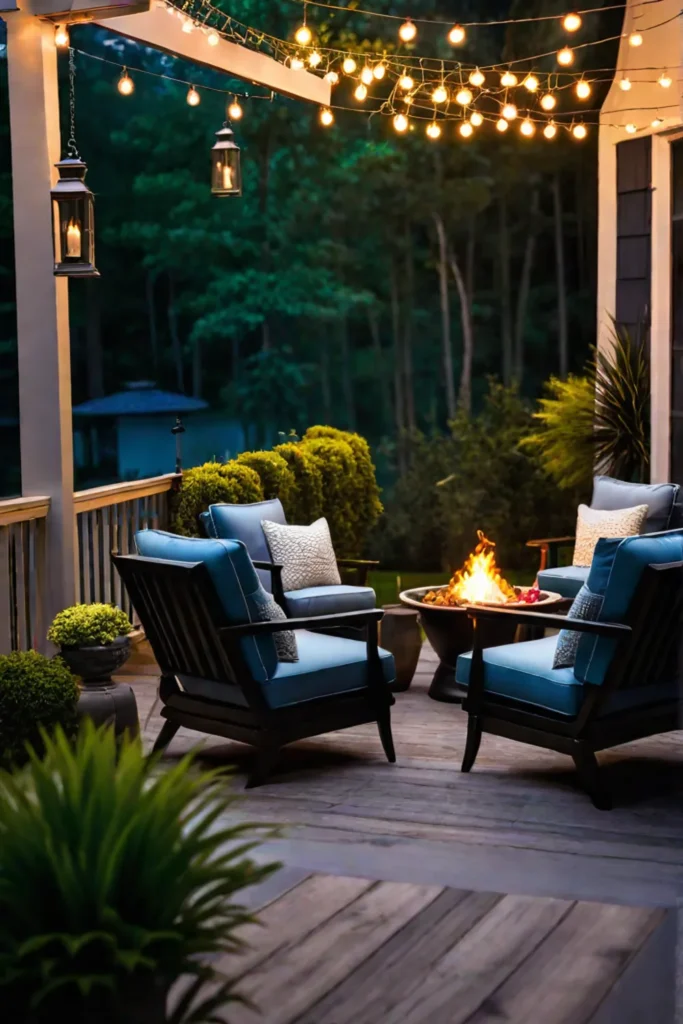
[379,604,422,692]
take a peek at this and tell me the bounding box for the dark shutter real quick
[615,137,651,343]
[671,141,683,485]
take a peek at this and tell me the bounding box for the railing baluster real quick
[91,510,100,602]
[101,506,112,606]
[33,517,46,651]
[0,526,12,655]
[14,523,28,651]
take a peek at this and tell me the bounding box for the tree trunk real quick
[514,185,540,384]
[432,212,456,420]
[85,279,104,399]
[145,270,159,376]
[340,315,356,430]
[167,274,184,393]
[389,258,406,475]
[192,336,202,398]
[368,305,391,434]
[449,248,474,414]
[499,198,513,385]
[553,173,569,378]
[259,124,274,352]
[403,226,416,431]
[231,334,240,383]
[320,336,332,423]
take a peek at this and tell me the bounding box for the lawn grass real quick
[368,567,533,608]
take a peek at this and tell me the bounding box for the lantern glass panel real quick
[52,192,97,275]
[211,133,242,197]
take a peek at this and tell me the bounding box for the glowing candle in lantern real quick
[66,219,81,258]
[222,163,233,190]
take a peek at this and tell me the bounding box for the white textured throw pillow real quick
[261,517,342,592]
[572,503,648,567]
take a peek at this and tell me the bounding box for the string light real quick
[658,71,672,88]
[576,79,591,99]
[543,120,557,139]
[496,117,509,132]
[207,29,219,46]
[319,106,334,126]
[563,12,582,32]
[426,121,442,139]
[448,25,466,45]
[373,62,387,80]
[523,75,539,92]
[186,85,200,106]
[470,110,484,127]
[652,116,663,127]
[399,73,415,91]
[619,76,632,91]
[308,50,322,67]
[432,85,448,104]
[290,56,305,70]
[502,102,518,120]
[360,65,374,85]
[572,122,587,139]
[399,19,417,43]
[342,57,357,75]
[55,24,69,48]
[520,117,535,137]
[117,69,134,95]
[557,47,574,66]
[625,122,637,133]
[228,99,243,120]
[628,31,643,46]
[325,70,339,84]
[181,18,194,33]
[460,121,473,138]
[540,92,557,111]
[393,112,409,132]
[469,68,485,88]
[295,23,312,46]
[354,82,367,101]
[456,88,473,106]
[500,71,518,88]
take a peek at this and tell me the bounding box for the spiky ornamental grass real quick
[0,722,279,1023]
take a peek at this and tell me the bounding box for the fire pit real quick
[399,532,563,702]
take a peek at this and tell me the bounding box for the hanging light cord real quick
[68,47,80,158]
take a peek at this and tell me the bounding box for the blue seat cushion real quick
[592,476,680,534]
[284,585,376,618]
[134,530,278,683]
[179,629,395,710]
[537,565,587,599]
[456,635,677,718]
[200,499,287,592]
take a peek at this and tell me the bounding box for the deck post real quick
[5,11,76,634]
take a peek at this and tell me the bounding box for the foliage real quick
[370,382,577,572]
[171,461,263,536]
[299,435,360,557]
[0,721,278,1023]
[523,374,596,492]
[47,603,133,648]
[235,449,297,514]
[0,652,79,768]
[273,442,324,524]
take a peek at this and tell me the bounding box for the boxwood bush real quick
[236,450,297,515]
[48,603,133,648]
[171,461,263,537]
[0,651,79,768]
[274,441,324,524]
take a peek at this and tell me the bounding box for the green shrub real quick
[0,721,278,1021]
[300,435,359,556]
[170,461,263,536]
[236,449,297,515]
[274,441,324,524]
[0,651,79,768]
[47,603,133,648]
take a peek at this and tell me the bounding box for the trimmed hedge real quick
[0,651,79,767]
[273,442,323,525]
[171,461,263,537]
[236,450,297,516]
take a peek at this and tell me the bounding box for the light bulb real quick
[543,121,557,139]
[354,83,368,101]
[460,121,473,138]
[393,112,409,133]
[432,85,448,104]
[619,76,632,91]
[228,100,243,120]
[290,56,305,70]
[207,29,219,46]
[557,47,574,66]
[502,103,518,120]
[456,88,473,106]
[496,117,509,132]
[625,122,637,134]
[55,24,69,47]
[342,57,357,75]
[470,110,483,127]
[308,50,322,67]
[325,70,339,85]
[572,123,587,139]
[182,18,194,33]
[523,75,539,92]
[427,121,442,139]
[448,25,466,45]
[575,79,591,99]
[118,71,134,96]
[540,92,557,111]
[186,86,200,106]
[373,62,387,80]
[628,31,643,47]
[658,72,672,88]
[399,20,417,43]
[520,117,535,137]
[360,65,374,85]
[320,107,334,126]
[295,24,312,46]
[500,71,518,88]
[652,116,663,127]
[563,12,582,32]
[469,68,485,88]
[399,74,414,91]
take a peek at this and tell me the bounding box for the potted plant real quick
[0,650,79,769]
[0,721,278,1023]
[48,604,138,735]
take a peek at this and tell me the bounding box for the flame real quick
[424,531,517,607]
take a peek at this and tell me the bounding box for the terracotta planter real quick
[60,636,139,737]
[379,605,423,692]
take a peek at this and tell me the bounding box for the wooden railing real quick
[74,474,180,620]
[0,495,51,654]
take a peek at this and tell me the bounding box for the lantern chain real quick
[67,48,79,159]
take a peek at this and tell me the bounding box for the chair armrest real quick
[219,608,384,638]
[335,558,379,587]
[526,536,575,571]
[252,560,286,608]
[466,605,631,639]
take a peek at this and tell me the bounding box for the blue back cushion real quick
[134,530,278,683]
[574,530,683,685]
[591,476,680,534]
[200,499,287,592]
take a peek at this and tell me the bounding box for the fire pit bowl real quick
[399,585,564,703]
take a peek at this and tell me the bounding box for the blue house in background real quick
[73,381,245,483]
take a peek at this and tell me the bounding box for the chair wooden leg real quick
[461,714,482,773]
[572,746,612,810]
[152,719,179,754]
[246,747,280,789]
[377,708,396,763]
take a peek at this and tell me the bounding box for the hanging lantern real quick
[211,124,242,197]
[51,157,98,277]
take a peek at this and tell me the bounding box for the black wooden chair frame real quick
[460,561,683,809]
[112,553,395,787]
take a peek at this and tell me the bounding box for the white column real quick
[650,132,672,483]
[5,12,76,628]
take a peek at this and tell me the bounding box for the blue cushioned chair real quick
[528,476,681,600]
[455,531,683,808]
[199,499,378,620]
[113,530,396,787]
